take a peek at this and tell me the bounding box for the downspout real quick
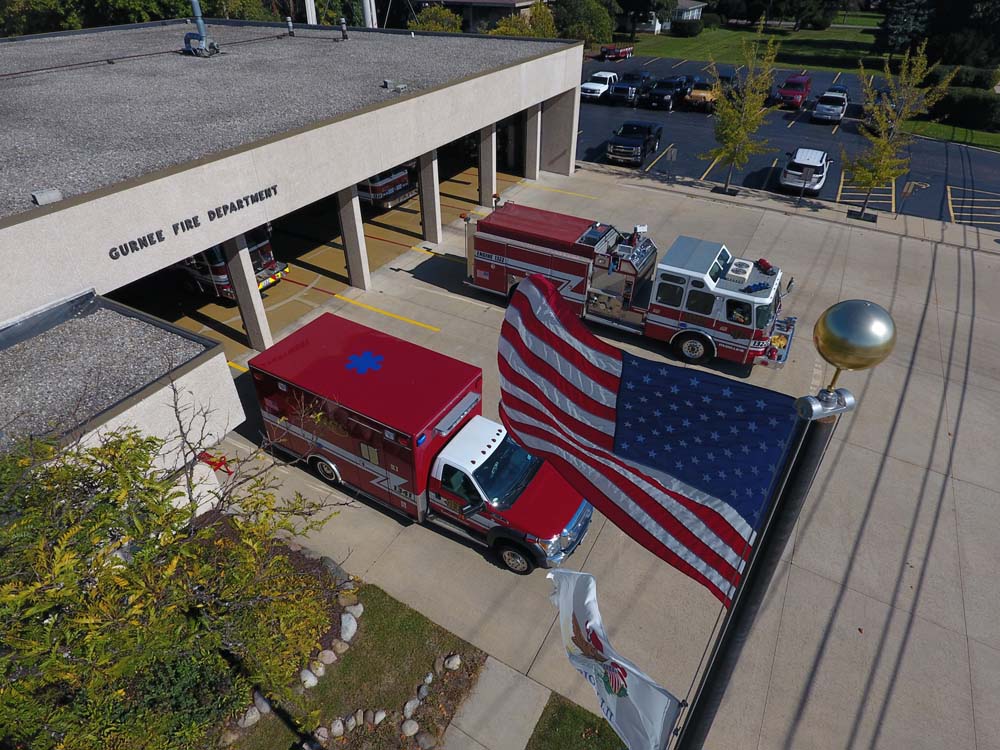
[183,0,219,56]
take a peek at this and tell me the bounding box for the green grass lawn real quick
[902,120,1000,152]
[631,26,881,72]
[236,585,485,750]
[834,11,883,27]
[525,694,624,750]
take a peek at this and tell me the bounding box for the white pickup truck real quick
[580,72,619,103]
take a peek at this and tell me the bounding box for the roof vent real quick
[31,188,63,207]
[183,0,219,57]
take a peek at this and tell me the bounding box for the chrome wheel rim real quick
[682,339,706,359]
[502,549,529,572]
[317,461,337,482]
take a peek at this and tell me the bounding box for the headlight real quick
[537,535,560,553]
[559,531,573,549]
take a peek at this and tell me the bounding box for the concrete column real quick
[418,150,442,245]
[478,123,497,209]
[540,88,580,176]
[336,185,371,290]
[222,233,273,352]
[524,103,542,181]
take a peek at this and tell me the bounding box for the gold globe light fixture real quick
[814,299,896,390]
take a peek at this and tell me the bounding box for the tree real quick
[407,3,462,31]
[704,29,779,193]
[0,410,340,750]
[618,0,676,40]
[846,40,957,216]
[528,0,557,36]
[876,0,931,56]
[490,12,534,35]
[554,0,614,44]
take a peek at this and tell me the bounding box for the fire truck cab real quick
[177,224,288,300]
[468,203,795,368]
[358,161,418,210]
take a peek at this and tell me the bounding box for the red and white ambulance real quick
[177,224,288,300]
[465,203,796,368]
[248,313,593,574]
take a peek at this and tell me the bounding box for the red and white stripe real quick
[498,275,756,606]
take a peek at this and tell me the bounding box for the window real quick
[690,279,705,289]
[756,300,777,329]
[727,300,752,325]
[686,289,716,315]
[440,465,481,508]
[360,443,380,465]
[709,261,725,282]
[660,273,686,285]
[656,282,684,307]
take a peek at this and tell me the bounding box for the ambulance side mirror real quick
[785,276,796,295]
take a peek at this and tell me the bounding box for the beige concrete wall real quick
[0,44,583,324]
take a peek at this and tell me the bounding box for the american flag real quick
[498,275,799,606]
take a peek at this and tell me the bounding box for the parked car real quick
[580,72,619,103]
[638,75,692,110]
[776,74,812,109]
[609,71,656,106]
[606,120,663,166]
[685,77,718,111]
[778,148,833,194]
[811,88,849,123]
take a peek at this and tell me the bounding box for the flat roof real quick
[0,21,567,221]
[0,293,215,451]
[662,235,726,272]
[248,312,482,436]
[478,202,594,253]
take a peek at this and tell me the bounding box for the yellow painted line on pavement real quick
[832,71,841,83]
[890,180,896,214]
[800,69,808,75]
[868,74,874,85]
[702,62,712,71]
[644,142,675,172]
[950,185,1000,197]
[787,113,803,128]
[835,170,846,202]
[672,59,688,68]
[228,361,249,373]
[410,245,465,264]
[700,154,722,181]
[832,123,840,135]
[767,158,779,186]
[333,294,440,332]
[578,129,584,135]
[643,57,661,67]
[522,184,597,199]
[735,65,745,73]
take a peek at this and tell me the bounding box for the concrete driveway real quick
[223,164,1000,750]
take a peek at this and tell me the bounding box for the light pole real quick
[673,299,896,750]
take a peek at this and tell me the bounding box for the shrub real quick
[930,87,1000,131]
[701,11,722,28]
[802,7,835,30]
[408,5,463,32]
[923,65,1000,91]
[672,18,704,36]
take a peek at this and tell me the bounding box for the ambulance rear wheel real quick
[312,457,342,485]
[673,333,713,365]
[496,543,535,575]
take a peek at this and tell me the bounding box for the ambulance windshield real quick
[473,436,542,510]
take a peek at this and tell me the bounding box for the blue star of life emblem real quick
[346,351,383,375]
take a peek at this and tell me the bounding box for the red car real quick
[776,74,812,109]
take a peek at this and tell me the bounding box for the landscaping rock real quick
[303,548,321,560]
[311,661,326,677]
[300,668,318,688]
[337,591,358,607]
[315,726,329,745]
[345,714,357,732]
[253,689,272,715]
[238,706,260,728]
[434,655,445,675]
[318,649,338,665]
[219,729,240,746]
[403,698,420,719]
[364,709,375,727]
[332,639,350,655]
[345,603,364,619]
[416,731,438,749]
[424,672,434,685]
[374,709,387,726]
[340,613,358,642]
[444,654,461,671]
[321,556,346,577]
[417,684,429,700]
[330,719,344,738]
[354,708,364,727]
[286,541,302,552]
[401,719,419,737]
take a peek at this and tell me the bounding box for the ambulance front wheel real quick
[496,543,535,575]
[312,457,342,485]
[673,333,713,365]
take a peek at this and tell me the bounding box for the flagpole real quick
[672,300,896,750]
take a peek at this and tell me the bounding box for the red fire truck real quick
[465,203,796,368]
[248,313,593,574]
[600,44,634,60]
[177,225,288,300]
[358,162,418,210]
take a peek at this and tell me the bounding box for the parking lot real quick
[578,55,1000,229]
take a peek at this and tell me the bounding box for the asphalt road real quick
[578,55,1000,230]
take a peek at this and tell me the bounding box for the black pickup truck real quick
[606,121,663,166]
[639,75,692,110]
[608,71,656,106]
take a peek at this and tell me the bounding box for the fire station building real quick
[0,20,582,477]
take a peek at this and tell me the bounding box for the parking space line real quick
[800,69,808,75]
[891,179,896,214]
[947,186,956,222]
[950,185,1000,197]
[868,74,874,85]
[644,142,674,172]
[643,57,661,67]
[831,123,840,135]
[832,72,841,83]
[787,113,803,128]
[767,158,779,186]
[521,184,597,199]
[228,361,248,373]
[836,170,846,203]
[700,154,721,181]
[701,63,712,72]
[282,277,441,331]
[672,59,688,68]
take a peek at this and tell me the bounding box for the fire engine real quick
[465,203,796,368]
[358,161,418,210]
[249,313,593,574]
[600,44,634,60]
[177,224,288,300]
